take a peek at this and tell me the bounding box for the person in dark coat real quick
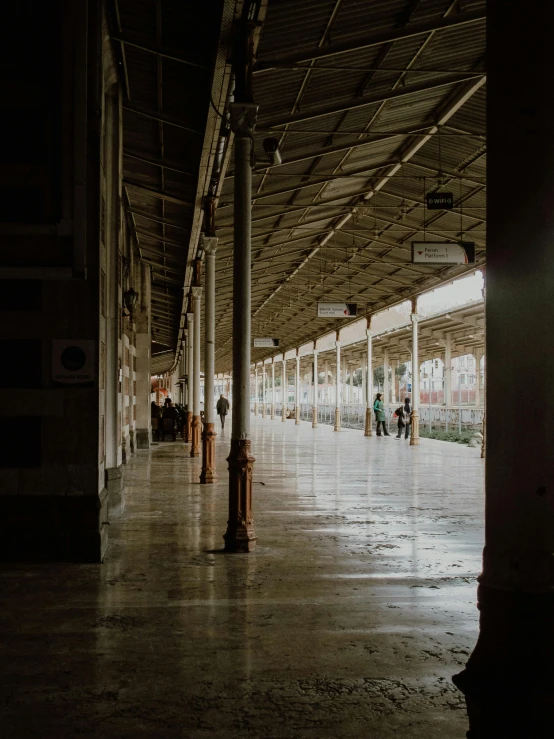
[395,397,411,439]
[216,394,230,429]
[162,401,179,420]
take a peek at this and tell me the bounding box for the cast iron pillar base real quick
[409,410,420,446]
[295,407,300,425]
[270,404,275,420]
[224,438,257,552]
[200,423,217,483]
[184,411,192,443]
[281,405,286,422]
[334,408,341,431]
[364,408,372,436]
[254,402,258,416]
[312,407,318,428]
[190,415,201,457]
[453,584,554,739]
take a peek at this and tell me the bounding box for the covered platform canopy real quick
[110,0,486,373]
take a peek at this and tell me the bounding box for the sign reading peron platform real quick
[253,338,279,348]
[52,340,96,384]
[317,302,357,317]
[426,192,454,209]
[412,242,475,265]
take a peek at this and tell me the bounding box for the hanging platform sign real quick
[253,337,279,348]
[317,302,357,317]
[426,192,453,209]
[52,340,96,384]
[412,242,475,265]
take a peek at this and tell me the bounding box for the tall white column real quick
[383,347,390,412]
[334,336,341,431]
[190,287,202,457]
[254,366,258,415]
[365,323,373,436]
[261,364,266,418]
[324,360,329,403]
[444,332,452,408]
[410,298,420,446]
[474,348,483,408]
[342,362,348,406]
[295,351,300,425]
[271,360,275,419]
[200,236,217,483]
[312,349,318,428]
[281,358,287,422]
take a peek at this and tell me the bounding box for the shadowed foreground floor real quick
[0,415,484,738]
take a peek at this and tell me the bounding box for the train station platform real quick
[0,415,484,738]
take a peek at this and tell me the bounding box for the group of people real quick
[373,394,412,439]
[150,395,230,432]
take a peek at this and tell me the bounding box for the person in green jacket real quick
[373,393,390,436]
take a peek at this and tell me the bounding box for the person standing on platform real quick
[373,393,390,436]
[216,394,230,429]
[395,397,411,439]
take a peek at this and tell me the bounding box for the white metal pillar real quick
[312,349,318,428]
[364,322,373,436]
[281,358,287,422]
[383,347,390,413]
[254,366,258,415]
[334,335,341,431]
[261,364,266,418]
[295,351,300,425]
[271,359,275,419]
[410,298,420,446]
[444,332,452,408]
[474,348,483,408]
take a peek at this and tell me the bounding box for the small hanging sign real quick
[253,338,279,348]
[426,192,453,209]
[317,302,357,317]
[412,242,475,265]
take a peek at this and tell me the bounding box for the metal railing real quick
[252,402,484,432]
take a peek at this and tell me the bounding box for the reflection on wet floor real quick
[0,416,484,738]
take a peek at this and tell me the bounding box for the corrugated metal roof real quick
[216,0,486,371]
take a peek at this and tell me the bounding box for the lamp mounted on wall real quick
[122,287,139,317]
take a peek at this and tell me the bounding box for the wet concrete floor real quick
[0,416,484,738]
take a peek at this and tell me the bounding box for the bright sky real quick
[418,270,484,316]
[286,270,485,358]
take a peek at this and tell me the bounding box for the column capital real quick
[186,312,193,324]
[411,312,419,324]
[366,329,373,338]
[191,286,203,298]
[230,102,259,137]
[313,348,318,357]
[200,234,218,256]
[335,340,341,348]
